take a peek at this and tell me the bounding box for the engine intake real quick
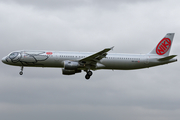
[62,61,82,75]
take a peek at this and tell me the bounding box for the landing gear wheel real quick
[85,74,90,80]
[19,71,23,75]
[85,70,93,80]
[87,71,93,76]
[19,66,24,75]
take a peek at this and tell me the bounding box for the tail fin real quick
[148,33,175,56]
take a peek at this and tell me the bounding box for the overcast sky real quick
[0,0,180,120]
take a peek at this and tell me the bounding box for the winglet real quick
[111,46,114,51]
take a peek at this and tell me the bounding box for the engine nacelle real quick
[63,61,80,70]
[62,69,81,75]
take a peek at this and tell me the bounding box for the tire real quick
[19,71,23,75]
[87,71,93,76]
[85,74,90,80]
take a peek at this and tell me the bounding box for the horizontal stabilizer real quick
[158,55,177,61]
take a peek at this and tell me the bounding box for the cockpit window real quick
[9,52,19,59]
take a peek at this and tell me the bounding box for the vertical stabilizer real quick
[148,33,175,56]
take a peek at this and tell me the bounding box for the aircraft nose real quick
[2,57,7,63]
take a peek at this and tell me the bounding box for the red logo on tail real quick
[156,38,171,55]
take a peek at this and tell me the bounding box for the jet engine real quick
[62,61,81,75]
[63,61,80,70]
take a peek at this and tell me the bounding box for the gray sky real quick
[0,0,180,120]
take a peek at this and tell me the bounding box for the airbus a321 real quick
[2,33,177,79]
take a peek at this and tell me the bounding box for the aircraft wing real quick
[79,47,114,67]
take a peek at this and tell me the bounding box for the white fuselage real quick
[1,33,177,79]
[2,50,177,70]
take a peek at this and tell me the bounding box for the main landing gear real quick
[85,70,93,80]
[19,66,23,75]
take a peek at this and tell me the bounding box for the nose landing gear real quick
[85,70,93,80]
[19,66,23,75]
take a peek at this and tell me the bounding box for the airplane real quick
[1,33,177,80]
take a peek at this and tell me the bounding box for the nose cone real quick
[2,57,7,64]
